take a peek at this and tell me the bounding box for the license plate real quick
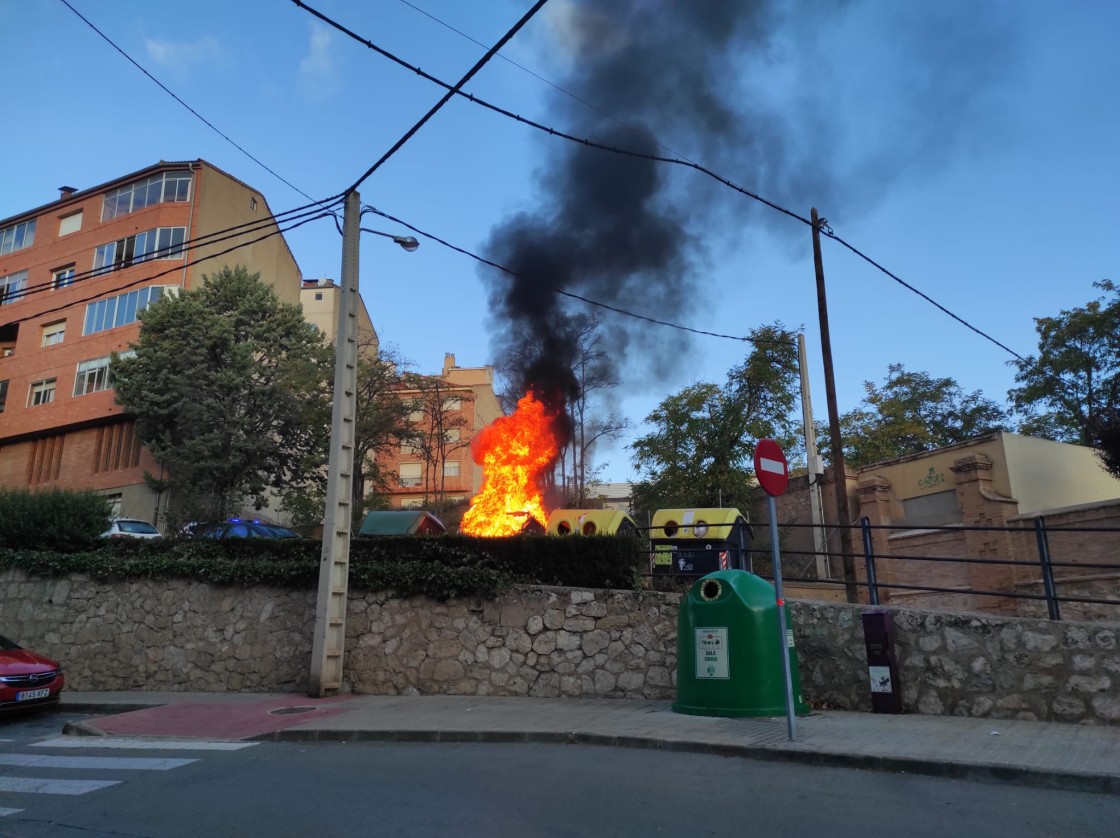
[16,688,51,701]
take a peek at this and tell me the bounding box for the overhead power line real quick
[290,1,1031,369]
[363,205,799,347]
[290,0,552,194]
[8,196,344,306]
[0,209,336,329]
[58,0,324,208]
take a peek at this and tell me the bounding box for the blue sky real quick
[4,1,1118,482]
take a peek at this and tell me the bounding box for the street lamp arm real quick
[359,226,419,252]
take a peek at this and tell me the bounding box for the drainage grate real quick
[269,706,317,716]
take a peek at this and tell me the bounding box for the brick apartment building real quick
[377,353,503,524]
[0,160,302,525]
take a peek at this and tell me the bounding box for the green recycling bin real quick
[673,569,810,718]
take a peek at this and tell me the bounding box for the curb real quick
[249,727,1120,796]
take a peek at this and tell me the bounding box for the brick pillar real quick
[949,454,1020,614]
[856,475,894,604]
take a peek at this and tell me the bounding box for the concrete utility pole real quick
[810,208,859,603]
[797,334,830,581]
[310,190,361,696]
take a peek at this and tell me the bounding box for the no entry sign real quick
[753,438,789,497]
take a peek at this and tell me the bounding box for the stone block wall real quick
[3,568,1118,724]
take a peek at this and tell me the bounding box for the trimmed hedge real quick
[0,533,646,601]
[0,489,111,550]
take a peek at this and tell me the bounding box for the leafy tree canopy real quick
[1008,281,1120,468]
[820,363,1011,468]
[112,266,332,524]
[628,323,800,519]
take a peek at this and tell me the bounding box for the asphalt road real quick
[0,714,1117,837]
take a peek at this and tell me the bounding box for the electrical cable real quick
[292,0,1042,374]
[57,0,329,210]
[394,0,698,165]
[1,211,335,329]
[363,205,798,348]
[5,195,344,306]
[288,0,553,195]
[289,0,809,227]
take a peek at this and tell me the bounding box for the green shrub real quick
[0,489,112,550]
[0,531,646,599]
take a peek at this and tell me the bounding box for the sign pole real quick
[754,438,797,741]
[769,494,796,741]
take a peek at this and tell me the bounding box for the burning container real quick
[547,509,639,536]
[650,508,752,576]
[357,510,446,536]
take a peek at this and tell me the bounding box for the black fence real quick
[635,517,1120,622]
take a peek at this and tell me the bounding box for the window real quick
[406,400,424,423]
[0,270,27,306]
[93,227,186,275]
[58,211,83,236]
[399,463,422,487]
[314,292,323,301]
[41,321,66,347]
[83,285,177,336]
[104,493,123,519]
[102,171,192,220]
[0,380,7,413]
[443,460,460,478]
[0,219,35,256]
[52,265,76,289]
[400,497,424,510]
[74,356,112,395]
[444,428,461,443]
[444,397,462,411]
[250,196,258,212]
[29,378,56,406]
[400,440,418,455]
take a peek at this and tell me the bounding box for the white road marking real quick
[0,807,23,817]
[33,737,256,751]
[0,753,197,770]
[0,777,120,795]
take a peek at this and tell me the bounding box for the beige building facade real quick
[377,353,504,525]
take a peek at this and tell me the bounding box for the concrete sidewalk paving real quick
[58,691,1120,795]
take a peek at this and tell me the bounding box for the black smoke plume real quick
[481,0,1022,410]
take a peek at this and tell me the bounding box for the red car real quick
[0,634,64,713]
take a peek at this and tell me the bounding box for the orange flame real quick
[460,392,560,537]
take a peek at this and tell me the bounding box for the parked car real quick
[188,520,302,539]
[0,634,65,713]
[102,518,162,539]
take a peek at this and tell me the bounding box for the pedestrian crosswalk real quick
[0,735,257,820]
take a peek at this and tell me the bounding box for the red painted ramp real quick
[89,695,355,740]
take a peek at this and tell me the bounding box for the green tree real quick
[628,323,800,520]
[820,363,1011,468]
[112,266,332,526]
[1009,280,1120,453]
[280,338,415,530]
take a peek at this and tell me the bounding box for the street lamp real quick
[360,227,419,252]
[309,192,418,698]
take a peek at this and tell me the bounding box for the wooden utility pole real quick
[811,208,859,603]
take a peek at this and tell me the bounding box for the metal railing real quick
[635,517,1120,621]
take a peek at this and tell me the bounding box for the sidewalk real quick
[58,691,1120,795]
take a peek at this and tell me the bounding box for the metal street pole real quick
[310,190,361,697]
[811,207,859,603]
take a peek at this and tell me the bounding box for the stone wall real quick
[3,568,1118,724]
